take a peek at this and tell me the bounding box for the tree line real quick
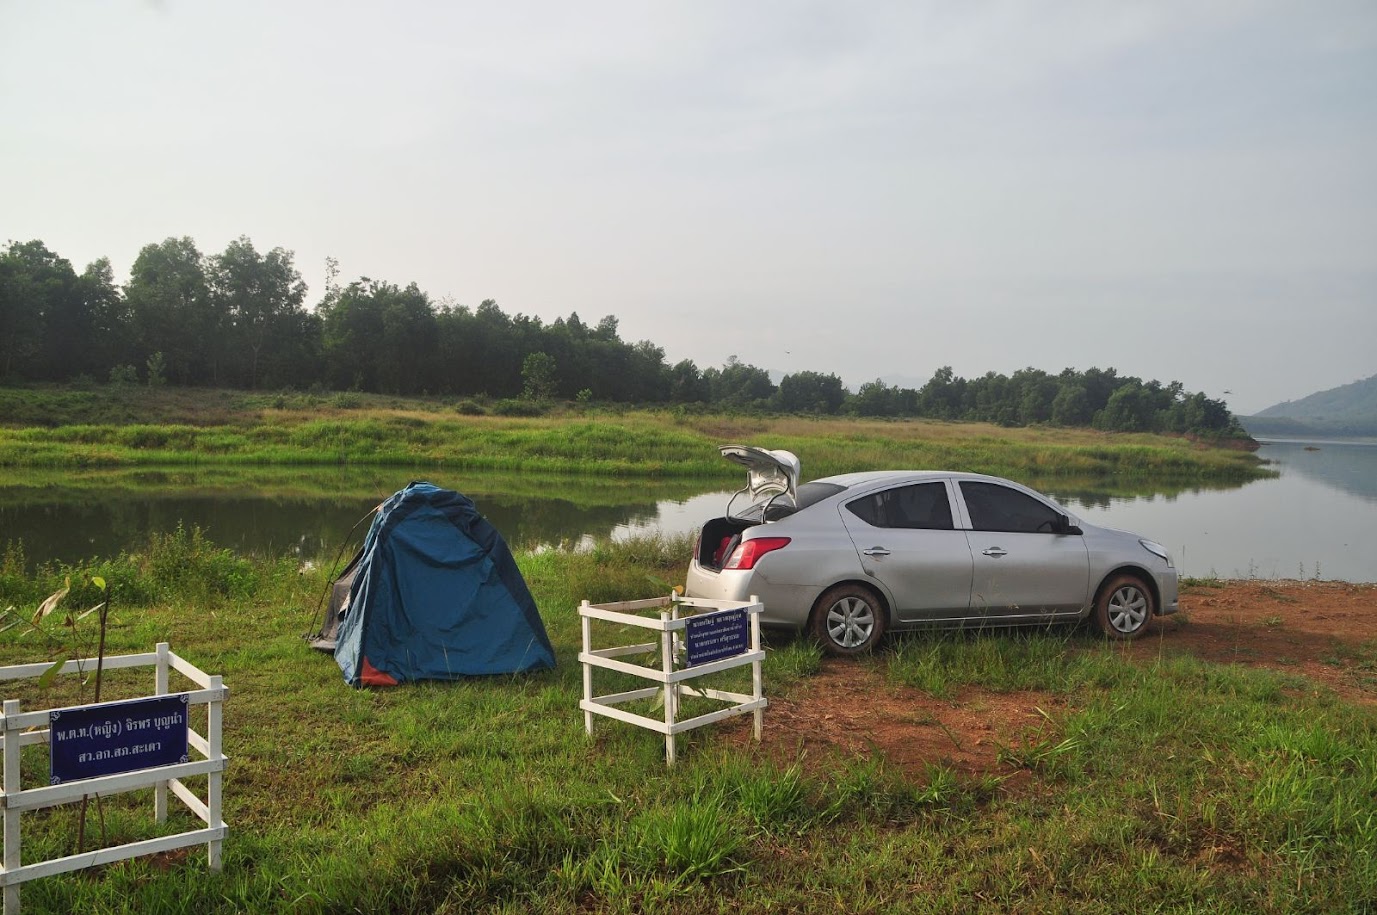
[0,236,1244,436]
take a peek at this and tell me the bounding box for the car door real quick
[956,480,1090,619]
[838,480,974,622]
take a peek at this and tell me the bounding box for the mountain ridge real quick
[1240,373,1377,439]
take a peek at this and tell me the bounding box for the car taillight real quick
[724,537,791,570]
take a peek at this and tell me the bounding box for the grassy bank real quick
[0,385,1268,484]
[0,532,1372,913]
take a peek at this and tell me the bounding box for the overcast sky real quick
[3,1,1374,413]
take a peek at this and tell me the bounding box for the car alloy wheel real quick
[1094,574,1154,640]
[811,584,887,656]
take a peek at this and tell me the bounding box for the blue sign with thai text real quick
[684,609,749,666]
[49,694,190,784]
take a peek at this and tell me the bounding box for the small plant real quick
[628,794,744,881]
[734,763,812,833]
[2,574,115,854]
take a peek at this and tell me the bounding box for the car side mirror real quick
[1053,514,1082,536]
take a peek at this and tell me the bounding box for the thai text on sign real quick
[49,693,190,784]
[684,608,749,666]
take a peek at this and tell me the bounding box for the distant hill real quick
[1240,373,1377,438]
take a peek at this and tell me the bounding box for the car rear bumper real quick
[683,561,815,628]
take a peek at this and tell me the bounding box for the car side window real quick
[959,481,1060,533]
[845,483,954,530]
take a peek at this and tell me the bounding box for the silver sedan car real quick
[684,445,1179,656]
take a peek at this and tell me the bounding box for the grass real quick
[0,385,1270,488]
[0,531,1373,912]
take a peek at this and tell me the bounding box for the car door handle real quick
[862,547,891,557]
[981,547,1007,558]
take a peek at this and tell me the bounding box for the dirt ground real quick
[724,581,1377,779]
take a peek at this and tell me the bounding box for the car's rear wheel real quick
[810,584,887,656]
[1093,573,1154,640]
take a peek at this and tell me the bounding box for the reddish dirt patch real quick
[724,581,1377,780]
[725,662,1063,784]
[1156,580,1377,702]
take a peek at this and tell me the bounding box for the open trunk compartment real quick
[695,516,760,571]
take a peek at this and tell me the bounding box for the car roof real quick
[812,470,1008,488]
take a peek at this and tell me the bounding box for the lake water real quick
[1051,439,1376,582]
[2,439,1374,582]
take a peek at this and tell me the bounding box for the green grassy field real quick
[0,385,1268,486]
[0,532,1372,914]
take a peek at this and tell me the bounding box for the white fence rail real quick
[0,643,227,915]
[579,595,765,765]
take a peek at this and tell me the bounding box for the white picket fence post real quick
[3,700,19,915]
[579,595,766,765]
[0,643,228,914]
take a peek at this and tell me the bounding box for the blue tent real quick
[321,482,555,687]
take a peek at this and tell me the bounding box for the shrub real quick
[492,399,546,417]
[109,364,139,386]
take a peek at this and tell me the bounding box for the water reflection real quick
[0,466,707,568]
[3,444,1374,583]
[1057,439,1377,583]
[1255,439,1377,504]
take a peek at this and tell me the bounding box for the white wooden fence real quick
[579,595,766,765]
[0,643,227,915]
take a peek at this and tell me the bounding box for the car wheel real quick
[810,584,887,656]
[1094,573,1154,640]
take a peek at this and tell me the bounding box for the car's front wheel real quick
[810,584,887,656]
[1093,573,1154,640]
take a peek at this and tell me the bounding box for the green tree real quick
[124,237,214,385]
[917,366,960,418]
[1050,384,1092,426]
[847,379,897,417]
[208,236,308,389]
[705,357,776,407]
[522,351,558,401]
[320,280,384,391]
[76,257,130,379]
[777,371,846,414]
[626,340,670,403]
[667,359,709,403]
[1096,382,1156,432]
[0,240,80,380]
[321,279,436,394]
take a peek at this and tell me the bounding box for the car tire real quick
[1093,573,1154,640]
[810,584,887,657]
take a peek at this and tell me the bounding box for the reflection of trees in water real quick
[0,473,678,568]
[9,459,1315,570]
[1262,441,1377,503]
[0,496,380,570]
[471,496,657,550]
[1031,475,1249,511]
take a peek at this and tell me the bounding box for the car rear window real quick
[797,481,847,509]
[760,481,847,521]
